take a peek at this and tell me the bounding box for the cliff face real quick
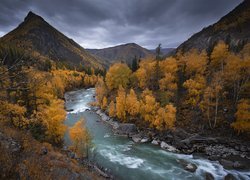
[176,1,250,53]
[0,11,105,69]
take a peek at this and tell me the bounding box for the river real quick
[64,88,250,180]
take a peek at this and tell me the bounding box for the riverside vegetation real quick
[0,1,250,179]
[0,44,104,179]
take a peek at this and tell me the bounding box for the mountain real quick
[176,0,250,53]
[0,11,104,69]
[86,43,154,65]
[149,48,176,56]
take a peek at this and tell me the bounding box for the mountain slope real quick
[176,0,250,53]
[0,11,104,69]
[86,43,154,65]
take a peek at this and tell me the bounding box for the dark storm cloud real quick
[0,0,243,48]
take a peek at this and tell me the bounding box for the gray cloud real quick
[0,0,243,49]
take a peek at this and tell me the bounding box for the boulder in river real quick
[224,174,237,180]
[205,172,215,180]
[185,163,197,173]
[177,159,197,173]
[160,141,179,152]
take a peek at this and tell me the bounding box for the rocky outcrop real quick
[160,141,179,152]
[115,123,138,136]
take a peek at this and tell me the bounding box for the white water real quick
[64,88,250,180]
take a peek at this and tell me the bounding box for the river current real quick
[64,88,250,180]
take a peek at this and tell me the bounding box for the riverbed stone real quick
[178,159,197,173]
[224,174,236,180]
[205,172,214,180]
[184,163,197,172]
[100,114,109,121]
[219,159,234,169]
[151,139,159,145]
[160,141,179,152]
[132,136,142,143]
[141,137,150,143]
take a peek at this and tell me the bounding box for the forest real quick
[0,44,102,146]
[96,41,250,135]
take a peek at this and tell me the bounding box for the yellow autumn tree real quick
[38,99,66,145]
[135,59,156,89]
[105,63,132,90]
[231,99,250,133]
[69,118,92,157]
[210,41,229,72]
[154,104,176,130]
[183,76,206,107]
[95,78,107,106]
[101,96,108,110]
[224,53,250,105]
[126,89,140,117]
[184,49,207,77]
[200,73,223,129]
[158,57,178,100]
[140,90,159,127]
[116,86,127,121]
[182,49,208,108]
[108,100,116,117]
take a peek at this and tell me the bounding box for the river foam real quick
[99,148,144,169]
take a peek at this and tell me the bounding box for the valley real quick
[0,0,249,179]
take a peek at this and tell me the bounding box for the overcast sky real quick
[0,0,243,49]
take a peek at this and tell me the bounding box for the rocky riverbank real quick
[93,107,250,178]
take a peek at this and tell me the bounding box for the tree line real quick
[96,41,250,134]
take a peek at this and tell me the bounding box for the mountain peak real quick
[24,11,44,22]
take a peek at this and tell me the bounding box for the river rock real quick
[219,159,234,169]
[96,109,101,115]
[178,159,197,173]
[100,113,110,121]
[66,109,74,112]
[151,139,160,145]
[141,137,150,143]
[224,174,237,180]
[115,123,138,136]
[205,172,214,180]
[132,136,142,143]
[160,141,179,152]
[185,163,197,173]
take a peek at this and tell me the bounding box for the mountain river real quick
[64,88,250,180]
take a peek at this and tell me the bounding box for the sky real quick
[0,0,243,49]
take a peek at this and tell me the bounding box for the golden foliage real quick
[116,86,127,121]
[69,118,92,157]
[108,100,116,117]
[183,76,206,107]
[95,77,107,106]
[184,49,207,76]
[140,91,159,127]
[101,96,108,110]
[231,99,250,133]
[126,89,140,116]
[210,41,229,71]
[37,99,66,144]
[0,101,28,129]
[154,104,176,130]
[105,63,132,90]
